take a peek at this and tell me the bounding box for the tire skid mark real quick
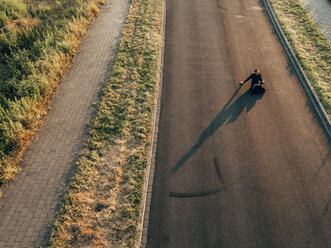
[314,151,330,179]
[169,187,228,198]
[214,157,225,184]
[323,192,331,217]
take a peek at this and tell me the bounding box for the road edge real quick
[135,0,166,247]
[262,0,331,142]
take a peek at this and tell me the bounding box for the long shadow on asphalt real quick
[172,85,264,173]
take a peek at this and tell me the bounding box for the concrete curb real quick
[135,0,166,247]
[262,0,331,142]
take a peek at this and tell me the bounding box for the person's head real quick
[254,68,260,75]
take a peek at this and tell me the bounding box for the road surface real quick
[147,0,331,247]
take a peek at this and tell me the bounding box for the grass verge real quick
[48,0,163,247]
[0,0,104,186]
[269,0,331,118]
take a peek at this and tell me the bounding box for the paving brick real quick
[1,216,11,226]
[21,222,29,231]
[13,242,22,248]
[15,231,26,243]
[35,238,43,248]
[6,221,16,232]
[21,236,30,247]
[0,230,11,241]
[19,208,29,218]
[10,226,20,236]
[27,241,35,247]
[142,235,148,245]
[0,0,129,247]
[7,235,16,246]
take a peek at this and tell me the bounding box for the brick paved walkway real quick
[0,0,129,247]
[300,0,331,42]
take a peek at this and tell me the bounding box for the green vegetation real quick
[269,0,331,118]
[0,0,104,185]
[49,0,163,247]
[0,0,27,26]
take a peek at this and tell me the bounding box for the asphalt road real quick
[146,0,331,247]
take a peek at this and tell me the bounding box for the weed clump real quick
[0,0,27,27]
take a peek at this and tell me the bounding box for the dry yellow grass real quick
[1,17,38,31]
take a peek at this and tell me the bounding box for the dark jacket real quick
[243,73,263,88]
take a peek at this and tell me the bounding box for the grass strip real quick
[269,0,331,118]
[48,0,163,247]
[0,0,104,186]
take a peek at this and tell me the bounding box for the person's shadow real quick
[172,85,264,173]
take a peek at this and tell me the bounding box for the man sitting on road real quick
[240,68,265,93]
